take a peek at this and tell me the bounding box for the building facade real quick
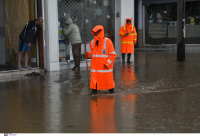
[1,0,200,72]
[137,0,200,46]
[44,0,136,71]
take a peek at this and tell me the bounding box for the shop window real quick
[145,4,169,45]
[185,1,200,44]
[84,0,115,44]
[58,0,115,62]
[145,1,200,45]
[58,0,86,62]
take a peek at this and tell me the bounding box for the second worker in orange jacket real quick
[119,18,137,64]
[85,25,117,94]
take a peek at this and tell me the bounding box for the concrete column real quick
[138,0,143,47]
[143,5,145,45]
[138,0,142,29]
[121,0,135,25]
[44,0,60,71]
[115,0,121,62]
[177,0,185,61]
[115,0,135,62]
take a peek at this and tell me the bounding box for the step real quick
[0,67,45,77]
[60,60,91,70]
[136,45,176,51]
[140,45,175,48]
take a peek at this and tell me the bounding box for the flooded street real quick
[0,51,200,133]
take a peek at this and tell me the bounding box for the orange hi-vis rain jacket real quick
[119,18,137,53]
[86,25,117,90]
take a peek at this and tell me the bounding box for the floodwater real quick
[0,51,200,133]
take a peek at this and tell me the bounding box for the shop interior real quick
[145,1,200,45]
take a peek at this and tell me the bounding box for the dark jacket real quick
[19,19,41,44]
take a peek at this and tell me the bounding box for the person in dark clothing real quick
[17,17,43,69]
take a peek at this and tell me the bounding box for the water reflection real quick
[69,70,84,93]
[44,73,61,132]
[116,95,138,133]
[90,95,116,133]
[89,94,138,133]
[177,62,185,79]
[0,77,46,132]
[121,65,138,90]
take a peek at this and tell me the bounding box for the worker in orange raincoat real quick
[84,25,117,94]
[119,18,137,64]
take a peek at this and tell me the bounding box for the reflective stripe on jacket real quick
[86,25,117,90]
[119,18,137,53]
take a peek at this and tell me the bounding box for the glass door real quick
[145,4,168,45]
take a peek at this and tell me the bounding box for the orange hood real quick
[91,25,104,41]
[125,18,133,33]
[125,18,132,26]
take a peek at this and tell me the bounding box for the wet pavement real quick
[0,51,200,133]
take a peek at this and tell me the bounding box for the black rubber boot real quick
[109,88,114,94]
[127,53,131,64]
[91,84,97,94]
[91,89,97,94]
[72,66,80,70]
[122,53,125,64]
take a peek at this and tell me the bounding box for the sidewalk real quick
[0,67,44,82]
